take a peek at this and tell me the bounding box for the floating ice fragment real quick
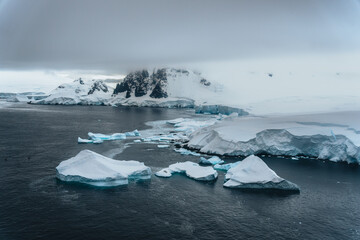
[214,161,241,171]
[157,145,170,148]
[156,161,218,181]
[199,156,224,165]
[174,148,201,156]
[223,155,300,191]
[56,150,152,187]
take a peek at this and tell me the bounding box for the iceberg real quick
[125,129,141,137]
[155,161,218,181]
[88,132,127,141]
[188,112,360,164]
[157,145,170,148]
[56,150,152,186]
[174,148,201,156]
[223,155,300,191]
[154,168,172,178]
[199,156,224,165]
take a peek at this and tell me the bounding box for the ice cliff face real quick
[35,78,112,105]
[188,113,360,164]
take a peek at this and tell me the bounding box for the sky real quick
[0,0,359,96]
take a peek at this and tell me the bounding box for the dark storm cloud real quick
[0,0,359,72]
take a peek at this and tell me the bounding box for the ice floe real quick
[223,155,300,191]
[78,129,140,144]
[199,156,224,165]
[174,148,201,156]
[56,150,152,187]
[155,161,218,181]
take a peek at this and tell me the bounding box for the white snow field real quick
[188,111,360,164]
[155,161,218,181]
[56,150,152,186]
[35,78,112,105]
[223,155,300,191]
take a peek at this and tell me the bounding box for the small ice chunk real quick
[125,129,141,137]
[174,148,201,156]
[214,161,241,171]
[78,137,93,144]
[155,168,172,177]
[156,161,217,181]
[199,156,224,165]
[134,139,142,143]
[157,145,170,148]
[223,155,300,191]
[56,150,152,187]
[88,132,126,141]
[291,157,299,160]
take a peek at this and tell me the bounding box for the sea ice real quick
[214,161,241,171]
[155,161,218,181]
[56,150,152,186]
[88,132,126,141]
[157,145,170,148]
[223,155,300,191]
[174,148,201,156]
[199,156,224,165]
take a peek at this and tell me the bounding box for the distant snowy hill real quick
[35,78,112,105]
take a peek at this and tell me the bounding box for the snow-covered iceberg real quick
[188,112,360,164]
[155,161,218,181]
[224,155,300,191]
[78,130,140,144]
[56,150,152,186]
[199,156,224,165]
[88,132,126,141]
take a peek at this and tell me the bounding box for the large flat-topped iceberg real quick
[224,155,299,191]
[56,150,152,186]
[188,111,360,164]
[155,161,218,181]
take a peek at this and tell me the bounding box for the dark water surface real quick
[0,103,359,240]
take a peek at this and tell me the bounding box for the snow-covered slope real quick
[110,68,223,107]
[188,111,360,164]
[34,78,112,105]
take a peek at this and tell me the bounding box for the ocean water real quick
[0,103,359,240]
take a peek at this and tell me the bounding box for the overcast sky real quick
[0,0,360,93]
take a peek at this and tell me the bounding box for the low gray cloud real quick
[0,0,359,72]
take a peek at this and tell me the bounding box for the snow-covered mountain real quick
[109,68,222,107]
[34,78,112,105]
[34,68,224,107]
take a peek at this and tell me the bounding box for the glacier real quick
[155,161,218,181]
[199,156,224,165]
[188,112,360,164]
[56,150,152,187]
[223,155,300,192]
